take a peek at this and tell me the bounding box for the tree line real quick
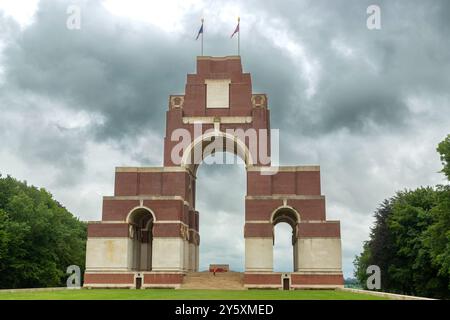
[0,175,86,288]
[354,135,450,299]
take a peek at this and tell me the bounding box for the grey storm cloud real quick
[3,0,450,141]
[3,0,186,140]
[232,0,450,136]
[1,0,450,275]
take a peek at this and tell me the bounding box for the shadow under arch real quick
[127,207,155,272]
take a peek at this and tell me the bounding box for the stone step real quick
[180,272,244,290]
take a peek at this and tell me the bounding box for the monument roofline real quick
[196,55,241,61]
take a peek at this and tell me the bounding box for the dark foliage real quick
[0,175,86,288]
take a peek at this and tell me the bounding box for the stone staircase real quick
[180,272,244,290]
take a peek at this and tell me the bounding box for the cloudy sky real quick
[1,0,449,277]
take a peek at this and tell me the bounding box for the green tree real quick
[387,188,447,297]
[422,186,450,292]
[354,135,450,299]
[437,135,450,180]
[354,188,449,298]
[0,175,87,289]
[353,200,397,291]
[424,135,450,293]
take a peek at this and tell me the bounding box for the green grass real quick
[0,289,387,300]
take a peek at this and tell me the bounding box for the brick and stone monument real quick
[84,56,343,289]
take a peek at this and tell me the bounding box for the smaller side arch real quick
[271,205,301,273]
[126,206,156,224]
[270,205,301,226]
[126,206,155,272]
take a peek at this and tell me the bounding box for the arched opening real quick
[182,132,249,272]
[274,223,294,272]
[181,130,254,174]
[272,207,299,272]
[196,152,246,271]
[127,207,154,271]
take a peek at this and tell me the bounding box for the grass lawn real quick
[0,289,387,300]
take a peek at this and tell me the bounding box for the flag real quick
[231,19,239,38]
[196,20,204,40]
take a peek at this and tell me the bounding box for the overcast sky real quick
[1,0,449,278]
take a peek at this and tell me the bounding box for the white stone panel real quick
[152,238,185,271]
[205,79,231,108]
[86,237,130,271]
[297,238,342,272]
[245,238,273,272]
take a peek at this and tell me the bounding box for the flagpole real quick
[201,18,204,56]
[237,17,240,56]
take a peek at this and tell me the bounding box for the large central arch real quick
[181,130,255,174]
[194,150,247,271]
[84,56,343,290]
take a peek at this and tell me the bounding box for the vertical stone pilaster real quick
[293,241,299,272]
[183,239,190,272]
[188,243,196,272]
[195,244,199,271]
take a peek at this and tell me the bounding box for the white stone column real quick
[195,245,199,271]
[293,241,298,272]
[148,239,153,271]
[151,237,185,272]
[183,239,190,272]
[188,243,196,272]
[245,238,273,272]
